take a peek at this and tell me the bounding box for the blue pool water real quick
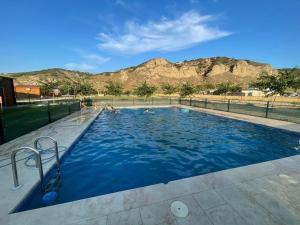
[15,107,300,212]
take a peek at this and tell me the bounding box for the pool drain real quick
[170,201,188,218]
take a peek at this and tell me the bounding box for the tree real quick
[213,83,230,95]
[134,81,156,98]
[39,80,59,96]
[284,68,300,92]
[229,84,242,94]
[78,81,97,95]
[104,80,124,96]
[250,71,288,96]
[213,83,242,95]
[161,83,177,96]
[179,83,195,97]
[123,90,131,96]
[39,78,97,97]
[194,84,204,94]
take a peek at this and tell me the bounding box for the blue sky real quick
[0,0,299,73]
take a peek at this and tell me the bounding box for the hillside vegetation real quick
[4,57,276,92]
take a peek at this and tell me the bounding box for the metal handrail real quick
[34,136,60,173]
[11,147,43,190]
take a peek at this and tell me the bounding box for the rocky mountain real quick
[4,57,274,91]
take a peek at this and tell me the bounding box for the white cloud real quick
[115,0,129,9]
[64,63,96,71]
[97,11,231,54]
[81,54,111,64]
[64,53,110,71]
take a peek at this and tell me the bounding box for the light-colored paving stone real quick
[253,192,300,225]
[215,186,284,225]
[270,157,300,174]
[206,204,248,225]
[108,208,142,225]
[193,189,226,210]
[140,202,175,225]
[64,216,108,225]
[131,183,170,208]
[165,176,209,198]
[197,170,238,189]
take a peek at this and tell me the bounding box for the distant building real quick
[242,88,265,97]
[0,76,16,107]
[15,85,41,98]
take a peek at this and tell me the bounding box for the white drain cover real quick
[170,201,188,218]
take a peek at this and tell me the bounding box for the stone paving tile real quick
[253,192,300,225]
[0,215,9,225]
[199,171,239,190]
[290,155,300,162]
[206,204,249,225]
[128,183,170,209]
[270,157,300,174]
[248,174,300,207]
[193,189,226,210]
[165,176,209,198]
[140,201,175,225]
[293,204,300,213]
[215,186,283,225]
[167,195,213,225]
[231,161,280,182]
[64,216,108,225]
[108,208,142,225]
[175,208,212,225]
[234,180,266,196]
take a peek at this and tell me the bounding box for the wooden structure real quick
[0,76,16,107]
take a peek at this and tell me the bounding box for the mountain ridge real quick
[4,56,275,91]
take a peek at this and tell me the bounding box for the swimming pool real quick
[15,107,300,212]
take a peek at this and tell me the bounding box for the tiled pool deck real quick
[0,105,299,225]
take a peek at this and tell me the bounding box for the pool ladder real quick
[11,136,60,191]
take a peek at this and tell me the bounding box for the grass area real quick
[0,101,80,143]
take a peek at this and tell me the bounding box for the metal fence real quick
[0,100,80,144]
[93,96,178,106]
[180,98,300,124]
[1,96,298,144]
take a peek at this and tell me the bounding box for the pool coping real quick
[0,105,300,225]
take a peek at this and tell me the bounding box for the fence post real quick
[179,97,181,105]
[0,108,5,144]
[132,96,134,105]
[169,97,171,105]
[265,101,270,118]
[152,97,154,105]
[68,100,71,115]
[189,98,192,106]
[205,99,208,108]
[227,99,230,112]
[47,101,52,123]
